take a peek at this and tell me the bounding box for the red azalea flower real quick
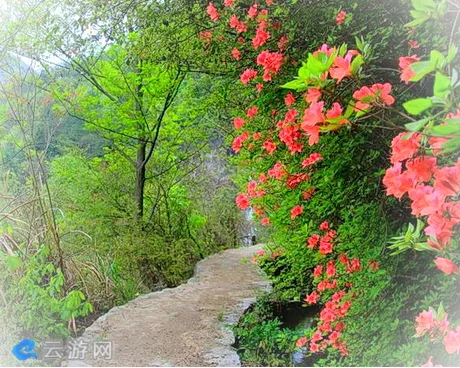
[262,140,277,155]
[390,132,421,164]
[398,55,420,84]
[240,68,258,85]
[296,336,308,348]
[247,106,259,118]
[284,92,295,107]
[435,257,459,275]
[409,39,419,49]
[232,131,250,152]
[336,10,346,25]
[319,221,329,230]
[444,328,460,354]
[248,3,258,19]
[305,291,320,304]
[313,264,323,278]
[290,205,303,219]
[231,47,241,60]
[235,193,250,210]
[206,2,219,21]
[233,117,246,130]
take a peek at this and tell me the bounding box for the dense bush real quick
[200,0,460,366]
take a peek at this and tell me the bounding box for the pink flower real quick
[310,342,320,352]
[229,14,247,33]
[336,10,347,25]
[206,2,219,22]
[313,265,323,278]
[247,106,259,118]
[240,68,258,85]
[307,234,320,248]
[256,83,264,93]
[233,117,246,130]
[319,241,333,255]
[231,48,241,60]
[326,102,348,125]
[278,36,288,51]
[415,310,434,336]
[302,101,325,128]
[382,163,417,199]
[305,291,320,304]
[435,257,459,275]
[409,39,420,49]
[399,55,420,84]
[330,55,352,83]
[443,328,460,354]
[353,83,395,111]
[232,131,250,152]
[296,336,308,348]
[257,249,265,256]
[268,162,286,179]
[235,193,250,210]
[302,152,323,167]
[434,162,460,198]
[224,0,234,7]
[408,185,445,216]
[262,140,277,155]
[285,92,295,107]
[291,205,303,219]
[261,217,270,226]
[311,330,323,342]
[405,156,437,183]
[319,221,329,230]
[248,3,258,19]
[252,23,270,49]
[256,50,283,75]
[390,132,421,164]
[326,260,336,277]
[305,88,321,103]
[421,356,443,367]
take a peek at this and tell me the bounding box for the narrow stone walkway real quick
[69,245,269,367]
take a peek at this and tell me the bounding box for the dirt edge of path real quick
[68,245,270,367]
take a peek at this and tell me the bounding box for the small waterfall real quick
[241,207,256,247]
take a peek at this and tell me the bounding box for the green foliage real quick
[0,245,92,340]
[233,295,298,366]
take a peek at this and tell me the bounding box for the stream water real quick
[273,302,321,366]
[234,301,320,366]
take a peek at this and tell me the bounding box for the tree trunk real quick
[134,140,146,222]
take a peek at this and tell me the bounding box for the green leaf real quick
[430,123,460,136]
[440,137,460,152]
[409,61,434,82]
[405,117,430,132]
[281,79,307,91]
[412,0,437,11]
[5,256,23,270]
[446,44,458,63]
[433,72,451,99]
[351,55,364,74]
[403,98,433,115]
[405,16,429,27]
[306,54,328,76]
[429,50,445,69]
[344,103,355,118]
[298,64,310,79]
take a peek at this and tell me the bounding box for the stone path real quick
[68,245,269,367]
